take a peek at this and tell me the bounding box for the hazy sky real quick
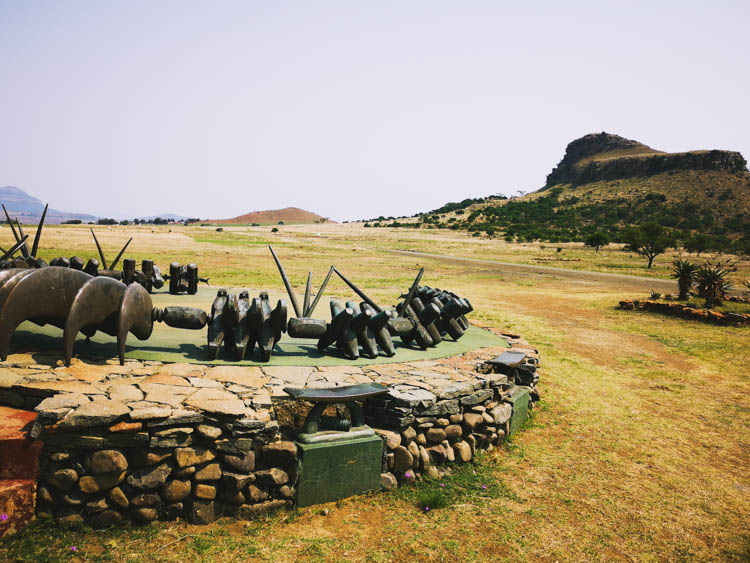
[1,1,748,221]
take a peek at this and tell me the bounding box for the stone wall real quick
[0,329,540,528]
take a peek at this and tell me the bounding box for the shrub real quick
[671,258,699,300]
[696,260,736,308]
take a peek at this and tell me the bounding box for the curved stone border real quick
[0,327,541,528]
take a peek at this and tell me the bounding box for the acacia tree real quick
[623,222,675,268]
[585,232,609,253]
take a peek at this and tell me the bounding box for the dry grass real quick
[1,224,749,561]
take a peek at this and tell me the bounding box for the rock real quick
[435,418,450,427]
[374,429,402,450]
[62,490,86,506]
[131,448,172,467]
[223,451,255,473]
[462,413,483,432]
[449,413,463,424]
[490,404,512,425]
[407,440,420,459]
[444,424,463,441]
[418,445,431,469]
[90,509,122,528]
[482,412,494,424]
[79,472,125,494]
[453,441,472,462]
[175,446,215,468]
[132,507,159,523]
[222,472,254,493]
[37,484,55,504]
[107,384,144,403]
[129,406,172,420]
[186,388,246,416]
[35,393,89,413]
[85,450,128,474]
[380,472,397,491]
[188,499,216,524]
[224,491,246,505]
[195,463,222,481]
[426,466,440,480]
[427,445,446,463]
[426,428,447,444]
[196,424,222,439]
[108,421,142,433]
[261,441,298,468]
[255,468,288,486]
[58,399,130,429]
[493,429,506,445]
[279,485,294,499]
[416,433,427,446]
[174,466,196,478]
[470,405,486,413]
[150,433,192,448]
[465,434,477,454]
[386,452,394,470]
[445,444,455,462]
[392,446,413,472]
[162,479,192,503]
[50,452,72,462]
[233,500,289,519]
[247,485,269,503]
[131,493,160,507]
[146,410,204,427]
[56,511,84,528]
[215,438,253,455]
[400,426,417,443]
[48,468,78,491]
[108,487,129,508]
[85,496,109,512]
[195,484,217,500]
[126,463,172,489]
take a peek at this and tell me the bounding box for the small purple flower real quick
[481,484,487,490]
[405,471,412,478]
[0,513,8,521]
[71,546,77,552]
[424,506,430,511]
[439,483,445,488]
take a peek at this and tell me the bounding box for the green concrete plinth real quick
[507,386,530,436]
[296,434,383,507]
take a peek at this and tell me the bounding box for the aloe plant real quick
[696,260,736,308]
[671,257,699,300]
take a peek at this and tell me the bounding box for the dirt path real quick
[388,249,676,292]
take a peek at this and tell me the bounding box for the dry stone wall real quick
[0,329,540,528]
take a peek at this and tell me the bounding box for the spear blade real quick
[31,204,48,257]
[268,245,301,317]
[306,265,334,317]
[333,267,381,312]
[15,220,29,258]
[109,237,132,270]
[303,271,312,318]
[90,228,108,269]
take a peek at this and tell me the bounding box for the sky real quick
[1,1,748,222]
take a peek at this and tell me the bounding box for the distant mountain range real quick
[0,185,98,224]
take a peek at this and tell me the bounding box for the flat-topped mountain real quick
[0,186,97,224]
[213,207,332,225]
[544,132,747,187]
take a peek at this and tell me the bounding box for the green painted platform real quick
[9,287,507,366]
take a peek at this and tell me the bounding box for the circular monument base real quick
[0,321,541,529]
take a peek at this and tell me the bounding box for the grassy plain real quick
[1,223,749,562]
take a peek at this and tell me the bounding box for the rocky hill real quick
[213,207,332,225]
[544,132,747,187]
[374,132,750,254]
[0,186,97,224]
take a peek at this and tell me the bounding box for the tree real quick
[585,232,609,253]
[622,223,675,268]
[683,233,712,255]
[696,260,736,308]
[671,257,699,300]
